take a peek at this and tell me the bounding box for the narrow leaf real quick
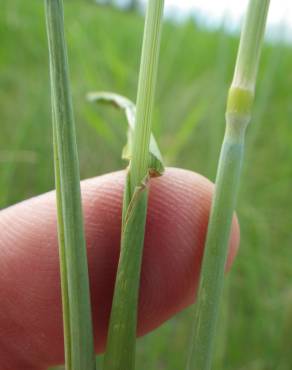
[44,1,96,369]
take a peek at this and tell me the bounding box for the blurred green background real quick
[1,1,292,369]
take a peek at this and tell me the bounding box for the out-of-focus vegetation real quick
[96,0,139,11]
[1,1,292,369]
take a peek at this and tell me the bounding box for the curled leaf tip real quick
[87,91,165,176]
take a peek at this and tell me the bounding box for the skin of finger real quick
[0,168,239,369]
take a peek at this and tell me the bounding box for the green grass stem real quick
[232,0,270,93]
[130,0,165,190]
[103,1,165,370]
[44,1,96,369]
[187,1,270,370]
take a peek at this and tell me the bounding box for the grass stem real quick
[103,1,165,370]
[187,1,270,370]
[44,1,96,369]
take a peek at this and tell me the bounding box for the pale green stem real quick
[232,0,270,92]
[45,1,95,369]
[103,1,165,370]
[130,0,165,192]
[52,108,72,369]
[187,1,270,370]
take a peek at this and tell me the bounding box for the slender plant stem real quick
[232,0,271,93]
[103,1,165,370]
[187,1,270,370]
[45,1,96,369]
[52,109,72,369]
[130,0,165,191]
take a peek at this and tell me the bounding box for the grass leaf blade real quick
[44,1,96,369]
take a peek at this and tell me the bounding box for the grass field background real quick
[1,1,292,369]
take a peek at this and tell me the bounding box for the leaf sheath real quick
[103,1,165,370]
[45,1,96,369]
[187,1,270,369]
